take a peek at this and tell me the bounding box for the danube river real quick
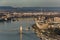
[0,18,40,40]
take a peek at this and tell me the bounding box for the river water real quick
[0,19,40,40]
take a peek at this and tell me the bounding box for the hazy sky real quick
[0,0,60,7]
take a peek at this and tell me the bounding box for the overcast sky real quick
[0,0,60,7]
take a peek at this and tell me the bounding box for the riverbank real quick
[0,17,35,22]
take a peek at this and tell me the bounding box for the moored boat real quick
[32,16,60,40]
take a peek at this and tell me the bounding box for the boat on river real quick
[32,16,60,40]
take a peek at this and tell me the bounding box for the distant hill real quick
[0,6,60,12]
